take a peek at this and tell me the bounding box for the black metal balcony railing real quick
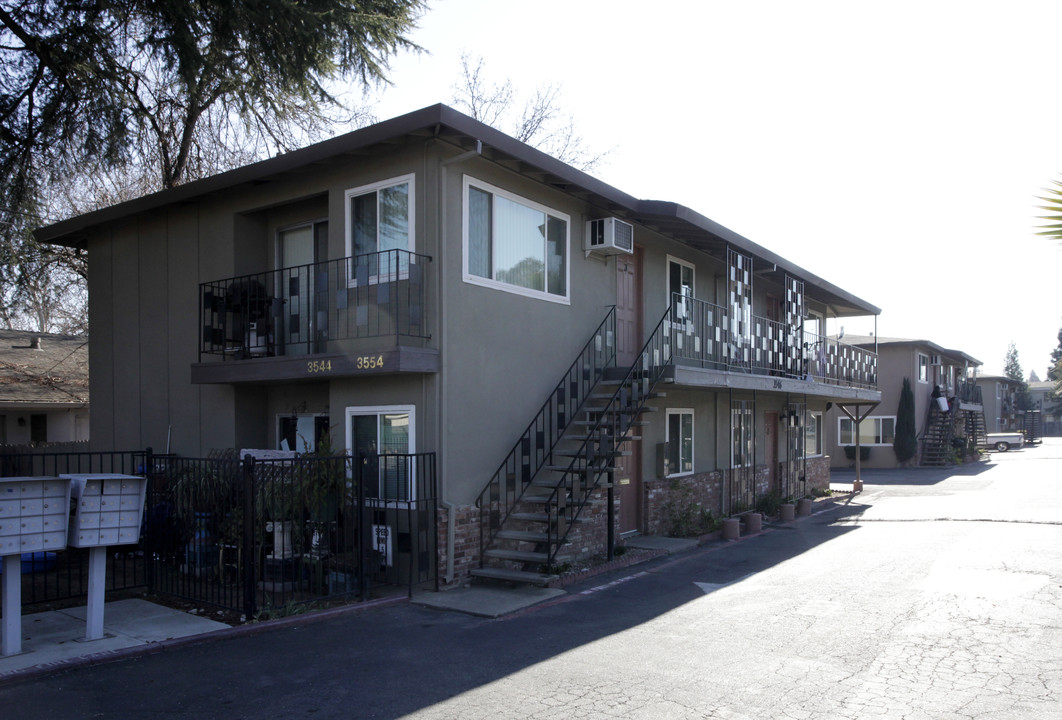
[199,250,431,361]
[668,294,877,389]
[957,382,983,405]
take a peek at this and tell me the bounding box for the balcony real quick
[193,249,436,384]
[663,294,877,393]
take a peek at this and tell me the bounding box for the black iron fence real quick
[1,450,437,620]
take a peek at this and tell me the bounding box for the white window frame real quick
[345,404,416,502]
[462,175,570,304]
[666,408,695,477]
[838,416,896,446]
[805,411,823,457]
[344,174,415,285]
[917,353,929,383]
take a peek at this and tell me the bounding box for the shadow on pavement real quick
[0,496,876,719]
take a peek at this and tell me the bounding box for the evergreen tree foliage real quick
[893,377,917,464]
[0,0,426,331]
[1004,342,1032,411]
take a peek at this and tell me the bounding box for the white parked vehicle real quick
[983,432,1023,452]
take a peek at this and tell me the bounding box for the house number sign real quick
[305,355,387,374]
[355,355,385,370]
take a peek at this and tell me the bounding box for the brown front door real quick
[616,248,643,533]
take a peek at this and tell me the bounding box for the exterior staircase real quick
[966,410,988,449]
[473,306,674,586]
[921,404,955,466]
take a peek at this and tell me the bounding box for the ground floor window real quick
[805,411,822,456]
[277,414,330,454]
[838,416,895,446]
[346,405,415,500]
[666,408,694,476]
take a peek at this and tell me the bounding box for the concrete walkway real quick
[0,599,229,681]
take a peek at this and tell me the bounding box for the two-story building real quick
[35,105,880,586]
[824,337,982,468]
[976,375,1027,434]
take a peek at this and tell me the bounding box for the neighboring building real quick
[975,375,1027,433]
[0,329,89,445]
[824,337,982,468]
[1026,380,1059,437]
[36,104,880,585]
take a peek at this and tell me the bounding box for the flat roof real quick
[36,104,880,317]
[844,335,982,367]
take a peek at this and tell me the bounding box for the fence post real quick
[242,454,257,620]
[358,454,372,602]
[143,447,155,592]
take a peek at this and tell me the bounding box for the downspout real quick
[437,138,483,584]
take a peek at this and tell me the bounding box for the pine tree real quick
[893,377,917,464]
[1004,342,1032,411]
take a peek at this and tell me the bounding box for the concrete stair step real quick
[470,567,557,586]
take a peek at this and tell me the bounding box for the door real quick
[616,248,643,533]
[278,221,328,355]
[616,247,643,367]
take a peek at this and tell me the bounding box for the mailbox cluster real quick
[66,474,148,548]
[0,477,72,556]
[2,473,149,656]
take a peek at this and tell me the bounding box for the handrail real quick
[542,304,674,569]
[199,249,432,361]
[669,294,877,389]
[475,308,617,560]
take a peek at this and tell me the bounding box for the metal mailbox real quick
[64,474,148,548]
[0,476,71,556]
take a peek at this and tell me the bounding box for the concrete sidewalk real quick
[0,598,230,682]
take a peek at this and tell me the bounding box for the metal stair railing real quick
[475,308,617,562]
[542,304,675,570]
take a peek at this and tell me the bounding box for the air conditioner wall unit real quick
[585,217,634,256]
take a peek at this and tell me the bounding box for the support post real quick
[85,545,107,641]
[2,554,21,656]
[242,454,257,621]
[607,469,615,561]
[837,401,879,493]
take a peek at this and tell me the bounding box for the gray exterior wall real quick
[80,126,877,528]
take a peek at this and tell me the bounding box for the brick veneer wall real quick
[438,457,833,585]
[805,455,830,494]
[436,486,618,588]
[436,504,480,588]
[645,470,723,536]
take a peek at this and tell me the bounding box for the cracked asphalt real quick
[2,439,1060,718]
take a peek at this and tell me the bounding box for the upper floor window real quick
[463,176,569,303]
[345,174,414,278]
[917,353,929,383]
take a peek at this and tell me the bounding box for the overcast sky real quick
[366,0,1062,377]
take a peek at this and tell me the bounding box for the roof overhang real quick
[36,104,880,318]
